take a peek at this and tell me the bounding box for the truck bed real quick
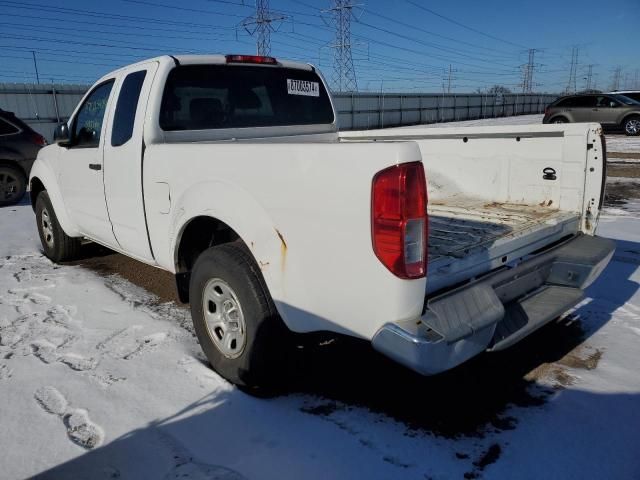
[425,197,581,294]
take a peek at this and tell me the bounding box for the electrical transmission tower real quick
[443,64,456,93]
[324,0,360,92]
[565,46,579,94]
[584,64,594,91]
[520,49,538,93]
[610,66,622,91]
[240,0,287,56]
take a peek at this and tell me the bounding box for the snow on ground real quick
[606,135,640,155]
[3,199,640,480]
[2,120,640,479]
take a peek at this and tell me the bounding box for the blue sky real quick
[0,0,638,93]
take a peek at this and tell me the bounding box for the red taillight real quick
[225,54,277,65]
[544,106,550,116]
[372,161,428,279]
[31,133,47,146]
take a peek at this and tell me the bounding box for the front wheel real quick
[624,116,640,136]
[552,117,568,124]
[35,191,81,262]
[0,165,26,206]
[189,243,292,395]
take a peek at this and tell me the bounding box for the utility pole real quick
[521,48,537,93]
[566,46,578,94]
[447,64,453,94]
[584,64,594,91]
[610,66,622,91]
[324,0,360,92]
[240,0,287,56]
[31,50,40,84]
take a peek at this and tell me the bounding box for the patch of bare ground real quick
[608,152,640,160]
[605,179,640,206]
[525,343,603,389]
[607,163,640,179]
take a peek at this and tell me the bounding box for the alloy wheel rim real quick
[202,278,247,359]
[626,119,640,135]
[41,208,55,248]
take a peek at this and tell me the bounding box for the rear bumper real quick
[371,234,615,375]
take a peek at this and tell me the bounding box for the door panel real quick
[57,80,119,246]
[103,62,159,262]
[570,96,597,122]
[595,96,621,125]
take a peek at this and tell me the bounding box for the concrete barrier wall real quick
[0,83,557,141]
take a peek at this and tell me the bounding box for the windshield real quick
[613,94,640,105]
[160,64,335,131]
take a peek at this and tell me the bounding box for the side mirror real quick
[53,123,71,146]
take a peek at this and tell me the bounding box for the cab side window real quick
[72,80,114,148]
[111,70,147,147]
[572,96,596,108]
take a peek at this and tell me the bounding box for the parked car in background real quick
[543,93,640,136]
[610,90,640,103]
[0,109,47,206]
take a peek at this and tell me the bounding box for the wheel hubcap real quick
[40,208,55,248]
[202,278,247,359]
[0,172,18,201]
[626,119,640,135]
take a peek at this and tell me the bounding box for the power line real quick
[404,0,529,49]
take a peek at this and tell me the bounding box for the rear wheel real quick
[189,243,292,395]
[552,117,568,124]
[0,165,26,206]
[35,191,81,262]
[623,116,640,136]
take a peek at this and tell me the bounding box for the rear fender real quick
[169,181,286,315]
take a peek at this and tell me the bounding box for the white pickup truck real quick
[30,54,615,393]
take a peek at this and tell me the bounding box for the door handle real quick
[89,164,102,171]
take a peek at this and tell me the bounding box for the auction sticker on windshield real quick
[287,79,319,97]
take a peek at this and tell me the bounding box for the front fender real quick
[167,180,287,309]
[29,157,81,237]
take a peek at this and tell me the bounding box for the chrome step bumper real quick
[371,234,615,375]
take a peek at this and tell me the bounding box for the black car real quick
[0,109,47,206]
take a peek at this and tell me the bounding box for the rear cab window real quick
[111,70,147,147]
[159,64,334,131]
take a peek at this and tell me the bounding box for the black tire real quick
[0,165,26,207]
[189,243,292,395]
[623,116,640,136]
[35,191,82,262]
[551,116,568,124]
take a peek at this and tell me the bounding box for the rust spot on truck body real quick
[275,228,287,272]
